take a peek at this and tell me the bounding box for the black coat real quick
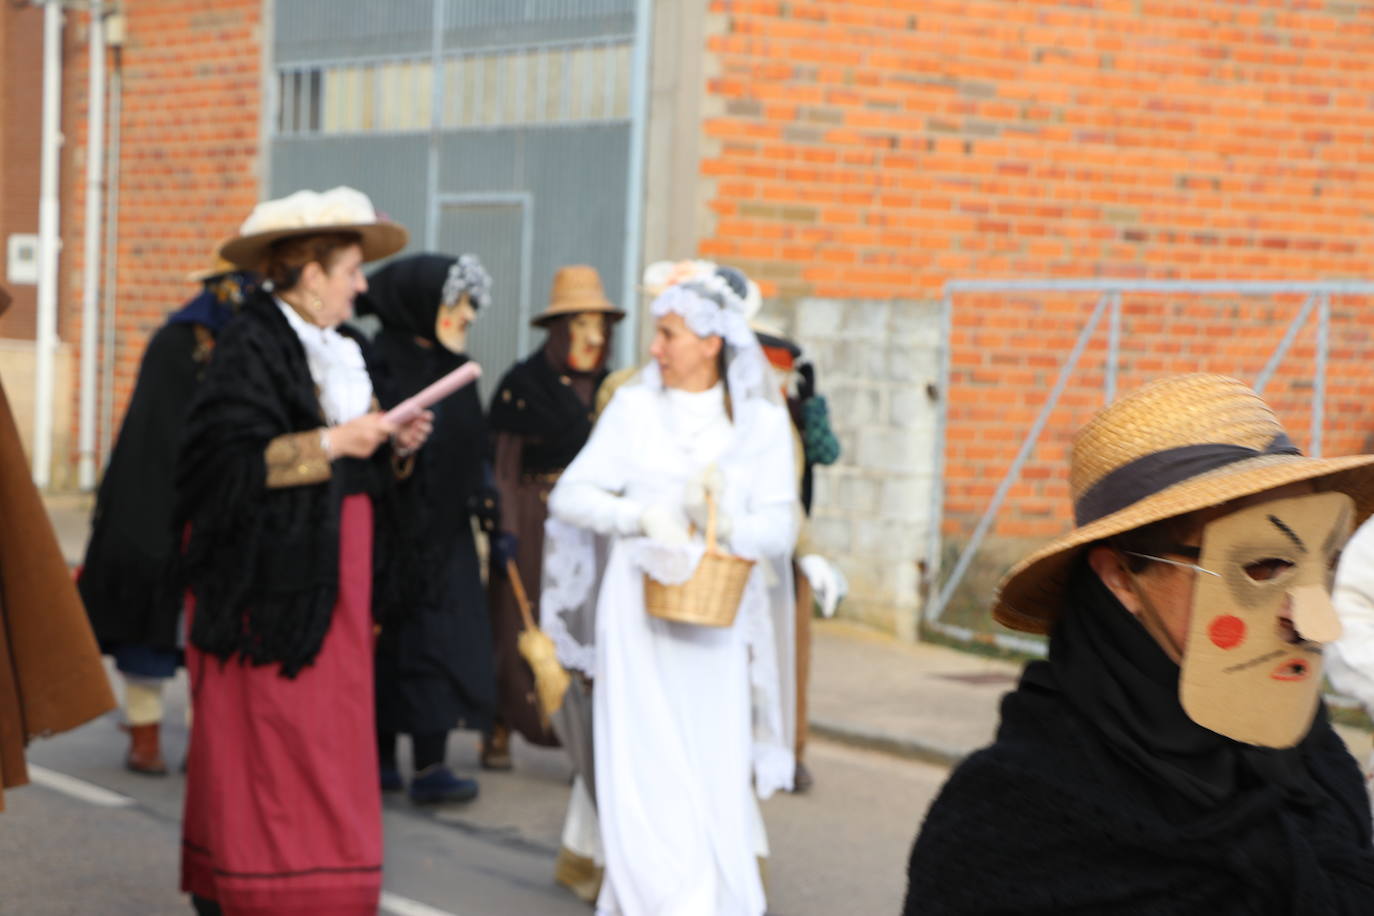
[371,330,497,736]
[81,321,207,653]
[905,568,1374,915]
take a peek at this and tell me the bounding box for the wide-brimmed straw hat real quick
[994,373,1374,634]
[531,265,624,327]
[185,255,237,285]
[218,186,408,270]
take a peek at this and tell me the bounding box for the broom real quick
[506,557,571,728]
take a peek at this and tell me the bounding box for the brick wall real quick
[59,1,263,482]
[700,0,1374,634]
[0,3,45,341]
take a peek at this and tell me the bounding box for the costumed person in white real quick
[1326,516,1374,798]
[543,275,797,916]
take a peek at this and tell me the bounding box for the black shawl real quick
[488,321,609,476]
[173,291,418,678]
[904,563,1374,915]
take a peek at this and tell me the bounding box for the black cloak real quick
[357,254,498,735]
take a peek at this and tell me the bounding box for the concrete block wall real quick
[776,296,942,639]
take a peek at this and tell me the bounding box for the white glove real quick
[798,554,847,618]
[683,464,731,542]
[641,504,691,546]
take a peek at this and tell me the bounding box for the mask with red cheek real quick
[567,314,607,372]
[1179,491,1353,748]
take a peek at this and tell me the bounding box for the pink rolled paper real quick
[384,361,482,426]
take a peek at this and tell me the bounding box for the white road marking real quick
[26,765,135,808]
[380,891,460,916]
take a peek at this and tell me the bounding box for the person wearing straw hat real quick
[543,273,798,915]
[78,257,256,777]
[354,252,498,804]
[173,187,432,916]
[483,263,624,770]
[904,374,1374,915]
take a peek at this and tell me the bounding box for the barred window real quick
[275,41,632,136]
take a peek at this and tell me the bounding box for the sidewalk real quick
[42,494,1372,771]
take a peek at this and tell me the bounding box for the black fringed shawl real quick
[904,564,1374,915]
[174,291,419,678]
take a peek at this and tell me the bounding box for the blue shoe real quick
[379,765,404,793]
[408,764,478,805]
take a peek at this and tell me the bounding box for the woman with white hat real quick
[543,274,798,915]
[174,187,431,915]
[905,374,1374,914]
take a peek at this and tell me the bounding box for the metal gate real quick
[268,0,646,376]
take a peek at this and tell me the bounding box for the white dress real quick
[547,381,797,916]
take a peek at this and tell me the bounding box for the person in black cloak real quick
[481,264,623,771]
[356,252,500,804]
[904,374,1374,915]
[78,260,256,775]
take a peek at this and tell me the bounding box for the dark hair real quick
[1107,511,1206,573]
[260,231,363,292]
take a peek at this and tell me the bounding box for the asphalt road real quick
[3,670,945,915]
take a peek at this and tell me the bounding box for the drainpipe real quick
[77,5,107,490]
[617,0,654,368]
[99,9,124,469]
[33,0,64,488]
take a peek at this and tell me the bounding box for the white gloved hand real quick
[683,464,731,542]
[798,554,848,618]
[641,504,691,546]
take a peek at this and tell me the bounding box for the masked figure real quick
[79,262,255,775]
[482,265,624,767]
[356,252,499,804]
[905,374,1374,915]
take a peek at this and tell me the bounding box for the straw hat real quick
[218,186,408,270]
[185,255,237,285]
[993,373,1374,635]
[531,265,624,327]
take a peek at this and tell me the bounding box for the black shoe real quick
[792,760,815,793]
[408,765,478,804]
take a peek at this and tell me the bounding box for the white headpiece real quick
[644,274,775,406]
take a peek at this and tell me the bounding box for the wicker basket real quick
[644,495,756,628]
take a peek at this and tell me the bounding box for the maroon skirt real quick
[181,494,381,915]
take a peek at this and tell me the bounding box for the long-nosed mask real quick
[1179,491,1353,748]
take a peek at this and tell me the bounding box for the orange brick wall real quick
[700,0,1374,545]
[60,1,262,476]
[0,4,44,341]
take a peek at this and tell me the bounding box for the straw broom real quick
[506,557,570,727]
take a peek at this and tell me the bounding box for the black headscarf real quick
[1031,562,1321,811]
[357,254,460,343]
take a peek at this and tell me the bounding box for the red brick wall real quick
[700,1,1374,545]
[60,1,262,473]
[0,4,45,340]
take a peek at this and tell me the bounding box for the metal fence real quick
[924,279,1374,656]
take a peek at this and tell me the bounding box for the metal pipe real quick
[1253,292,1317,396]
[926,292,1112,627]
[78,4,108,491]
[33,0,64,488]
[1312,293,1329,458]
[1105,291,1120,403]
[99,31,123,470]
[617,0,653,367]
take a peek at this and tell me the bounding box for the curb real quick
[809,717,967,770]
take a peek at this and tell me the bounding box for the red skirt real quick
[181,494,381,915]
